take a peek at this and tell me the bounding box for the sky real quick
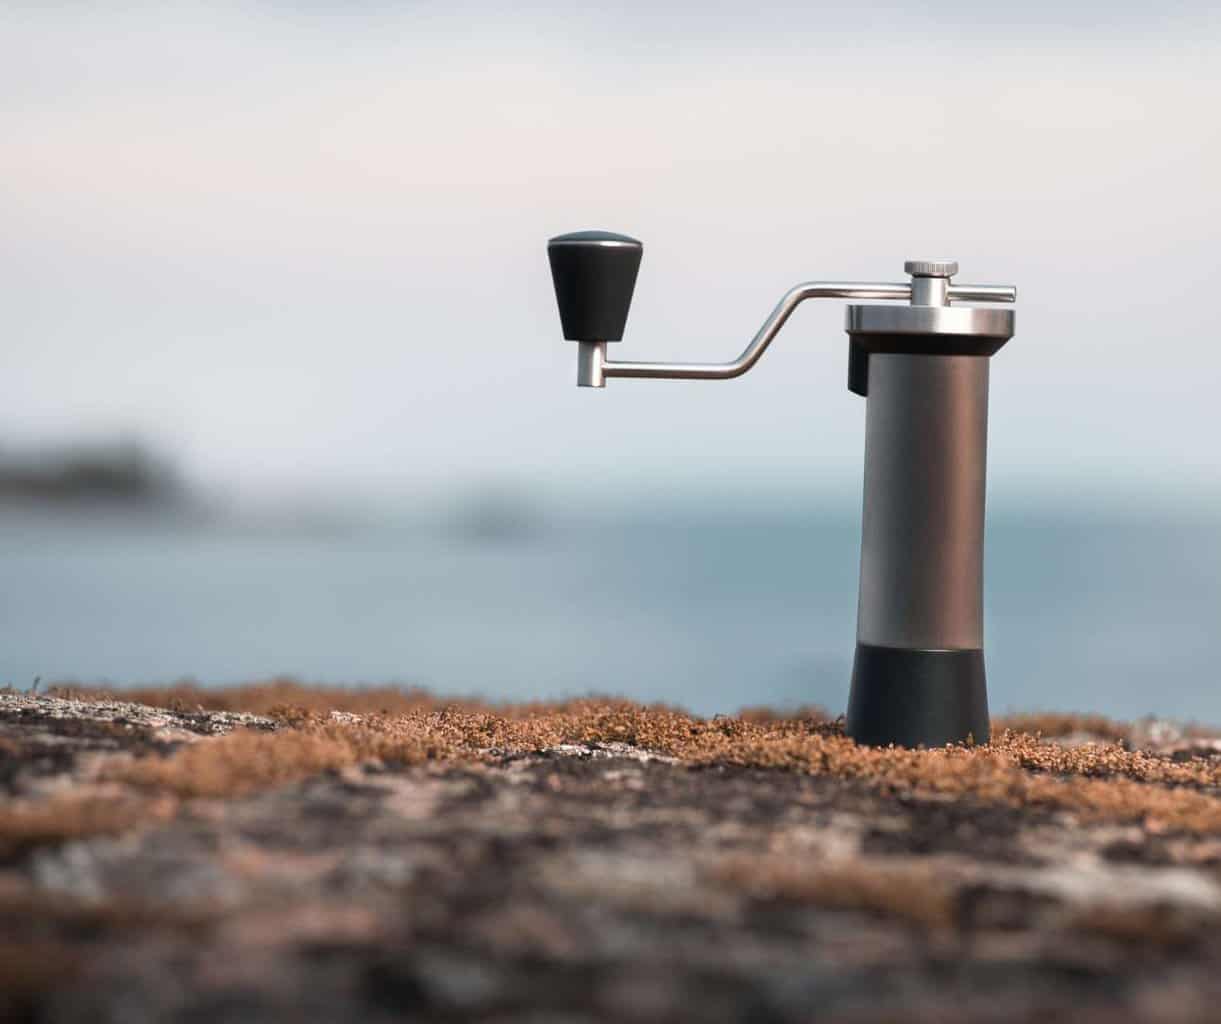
[3,1,1220,511]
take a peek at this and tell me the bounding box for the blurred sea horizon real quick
[3,478,1218,725]
[4,1,1219,725]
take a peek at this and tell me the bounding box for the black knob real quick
[547,230,642,342]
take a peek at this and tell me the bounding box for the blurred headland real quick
[0,439,185,509]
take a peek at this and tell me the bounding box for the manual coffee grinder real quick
[547,231,1016,747]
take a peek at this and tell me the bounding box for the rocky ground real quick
[3,685,1221,1023]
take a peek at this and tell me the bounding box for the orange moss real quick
[46,680,699,721]
[48,680,455,717]
[0,876,213,931]
[101,702,1221,833]
[46,683,1150,747]
[711,856,956,930]
[996,712,1130,742]
[0,794,172,859]
[1071,903,1206,951]
[14,686,1220,837]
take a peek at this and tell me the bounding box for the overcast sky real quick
[3,2,1219,509]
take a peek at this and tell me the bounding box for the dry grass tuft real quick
[1071,903,1208,951]
[0,794,173,860]
[734,705,831,724]
[112,729,366,798]
[712,856,956,930]
[988,729,1209,785]
[0,876,215,932]
[47,680,453,717]
[996,712,1130,742]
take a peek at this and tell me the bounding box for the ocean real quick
[2,501,1218,723]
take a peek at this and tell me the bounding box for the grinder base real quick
[846,644,990,748]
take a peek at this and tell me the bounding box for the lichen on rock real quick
[3,686,1221,1022]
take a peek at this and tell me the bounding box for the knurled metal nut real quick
[904,259,959,278]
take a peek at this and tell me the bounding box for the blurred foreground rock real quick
[3,690,1221,1023]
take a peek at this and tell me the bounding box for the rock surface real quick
[3,690,1221,1023]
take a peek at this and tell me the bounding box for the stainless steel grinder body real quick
[845,275,1013,745]
[857,354,989,657]
[547,236,1015,747]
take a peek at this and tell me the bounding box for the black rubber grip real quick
[547,231,642,342]
[846,644,990,748]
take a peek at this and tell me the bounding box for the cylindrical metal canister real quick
[843,301,1012,747]
[857,354,989,650]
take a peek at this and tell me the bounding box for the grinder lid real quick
[845,259,1015,396]
[846,258,1015,357]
